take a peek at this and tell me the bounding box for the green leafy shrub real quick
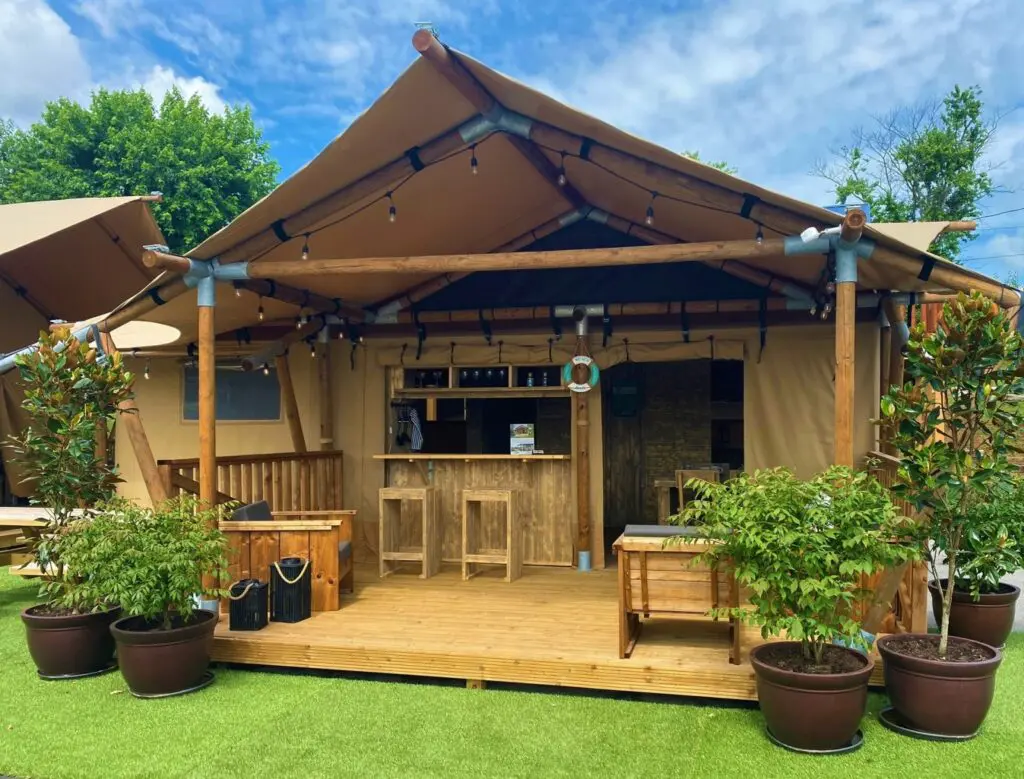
[671,467,917,666]
[9,327,135,610]
[58,496,229,629]
[880,291,1024,656]
[946,476,1024,599]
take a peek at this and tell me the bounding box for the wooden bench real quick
[462,488,522,582]
[219,510,355,612]
[379,487,441,579]
[613,530,740,664]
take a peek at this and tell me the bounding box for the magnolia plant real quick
[672,467,917,667]
[9,327,134,604]
[880,291,1024,657]
[953,477,1024,598]
[58,496,229,629]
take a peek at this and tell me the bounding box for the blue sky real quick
[3,0,1024,280]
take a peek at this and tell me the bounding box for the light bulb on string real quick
[337,329,345,340]
[386,192,396,224]
[556,152,567,187]
[257,298,265,322]
[144,359,151,380]
[645,192,657,227]
[234,283,242,298]
[755,225,764,245]
[309,340,317,358]
[470,144,478,175]
[301,234,310,261]
[262,363,270,376]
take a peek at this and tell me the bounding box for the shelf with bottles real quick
[455,366,510,389]
[402,367,452,390]
[515,366,561,389]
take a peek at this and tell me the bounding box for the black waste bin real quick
[228,579,268,631]
[270,557,311,623]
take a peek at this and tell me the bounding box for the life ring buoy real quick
[563,355,600,393]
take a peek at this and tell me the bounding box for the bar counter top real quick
[373,453,571,461]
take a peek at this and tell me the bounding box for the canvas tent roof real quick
[0,196,163,323]
[124,42,1013,344]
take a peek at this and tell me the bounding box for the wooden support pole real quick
[141,250,193,273]
[98,331,168,505]
[318,339,334,451]
[575,391,590,564]
[879,313,892,404]
[198,307,217,509]
[275,353,307,453]
[834,281,856,468]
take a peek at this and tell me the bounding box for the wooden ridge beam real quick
[413,30,587,211]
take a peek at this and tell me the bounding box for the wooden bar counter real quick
[373,454,573,566]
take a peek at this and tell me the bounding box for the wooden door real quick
[602,364,643,548]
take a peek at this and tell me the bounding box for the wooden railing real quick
[867,450,929,634]
[157,451,344,512]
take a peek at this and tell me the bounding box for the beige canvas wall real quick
[116,321,880,564]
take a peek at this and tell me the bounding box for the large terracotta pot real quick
[929,579,1020,649]
[22,605,120,679]
[750,642,873,751]
[110,610,217,697]
[877,633,1001,737]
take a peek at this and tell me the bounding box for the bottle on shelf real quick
[541,370,549,387]
[526,371,534,388]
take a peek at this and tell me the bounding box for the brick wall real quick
[640,361,712,522]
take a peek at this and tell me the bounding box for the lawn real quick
[1,571,1022,779]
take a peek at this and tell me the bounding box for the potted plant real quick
[928,476,1023,649]
[59,496,229,697]
[12,327,135,679]
[878,291,1024,739]
[673,466,917,753]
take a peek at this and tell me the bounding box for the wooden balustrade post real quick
[834,212,864,468]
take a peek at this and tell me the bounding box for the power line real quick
[962,252,1024,264]
[976,206,1024,220]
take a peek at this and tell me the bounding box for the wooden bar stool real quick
[462,489,521,582]
[378,487,440,579]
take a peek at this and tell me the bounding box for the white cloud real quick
[137,65,227,114]
[0,0,91,124]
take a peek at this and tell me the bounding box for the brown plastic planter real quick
[111,609,217,697]
[750,642,873,752]
[877,633,1001,738]
[929,579,1020,649]
[22,605,120,679]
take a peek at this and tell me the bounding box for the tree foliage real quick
[9,327,135,607]
[670,467,917,666]
[816,86,996,262]
[681,150,737,175]
[59,496,229,629]
[0,88,279,253]
[880,292,1024,656]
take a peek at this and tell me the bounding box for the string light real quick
[301,234,310,261]
[645,192,657,227]
[262,363,270,376]
[755,224,764,245]
[386,192,396,224]
[234,283,243,298]
[144,359,151,380]
[257,298,265,322]
[337,329,345,340]
[470,144,478,175]
[309,340,317,358]
[556,152,567,187]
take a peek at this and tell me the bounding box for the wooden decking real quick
[214,564,767,700]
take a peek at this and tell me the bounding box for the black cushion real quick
[229,501,273,521]
[623,524,701,538]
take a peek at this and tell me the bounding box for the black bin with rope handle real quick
[270,557,312,623]
[228,579,268,631]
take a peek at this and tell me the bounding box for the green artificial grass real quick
[1,571,1022,779]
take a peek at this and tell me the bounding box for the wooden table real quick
[613,533,740,664]
[219,510,355,612]
[0,509,48,569]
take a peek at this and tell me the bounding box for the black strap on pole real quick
[412,309,426,360]
[917,258,936,281]
[602,304,612,348]
[680,303,690,343]
[739,194,761,220]
[549,306,562,340]
[271,219,290,243]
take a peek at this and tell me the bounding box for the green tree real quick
[815,86,996,262]
[0,88,279,253]
[682,150,736,175]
